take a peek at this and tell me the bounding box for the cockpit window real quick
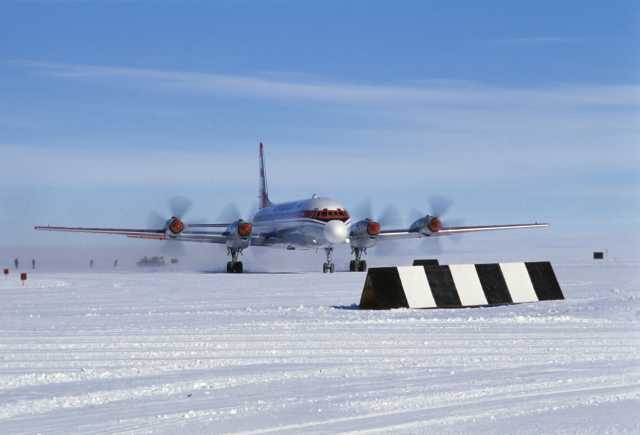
[303,208,350,222]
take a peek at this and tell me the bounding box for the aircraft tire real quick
[359,261,367,272]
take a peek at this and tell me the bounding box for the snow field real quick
[0,262,638,434]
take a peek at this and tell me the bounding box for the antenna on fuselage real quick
[258,142,273,209]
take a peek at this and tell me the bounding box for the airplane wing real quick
[35,225,167,239]
[377,222,549,240]
[34,225,231,244]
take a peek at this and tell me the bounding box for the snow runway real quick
[1,263,639,434]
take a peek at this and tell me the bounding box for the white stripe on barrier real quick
[449,264,488,306]
[499,262,538,303]
[397,266,437,308]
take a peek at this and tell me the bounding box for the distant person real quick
[14,258,19,270]
[32,259,36,270]
[89,259,94,269]
[113,259,118,268]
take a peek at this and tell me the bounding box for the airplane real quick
[35,143,548,273]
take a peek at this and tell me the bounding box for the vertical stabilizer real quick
[258,142,272,209]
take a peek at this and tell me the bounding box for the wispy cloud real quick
[3,60,639,225]
[10,60,640,108]
[491,36,583,45]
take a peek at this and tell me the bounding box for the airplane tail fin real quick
[258,142,272,209]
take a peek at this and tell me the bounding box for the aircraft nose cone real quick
[324,220,348,244]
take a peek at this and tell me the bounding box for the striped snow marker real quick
[359,261,563,309]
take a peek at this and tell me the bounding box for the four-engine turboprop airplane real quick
[35,143,549,273]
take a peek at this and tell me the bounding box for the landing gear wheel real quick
[349,260,367,272]
[350,248,367,272]
[323,247,335,273]
[226,248,245,273]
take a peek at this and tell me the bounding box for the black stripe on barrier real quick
[424,265,462,307]
[475,263,512,305]
[359,267,409,309]
[525,261,564,301]
[413,259,440,267]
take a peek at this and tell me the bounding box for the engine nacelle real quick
[165,217,185,238]
[349,219,381,249]
[410,215,442,236]
[225,220,252,249]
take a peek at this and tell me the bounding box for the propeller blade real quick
[353,199,374,222]
[217,202,242,222]
[420,236,443,254]
[373,239,401,257]
[443,218,465,244]
[247,201,259,222]
[409,208,424,223]
[169,196,192,219]
[445,218,465,228]
[428,195,452,217]
[378,204,403,228]
[147,211,166,229]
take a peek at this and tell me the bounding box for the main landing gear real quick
[349,247,367,272]
[226,247,244,273]
[322,247,336,273]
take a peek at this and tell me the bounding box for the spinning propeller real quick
[216,201,257,223]
[353,199,403,255]
[411,195,464,254]
[353,199,403,229]
[147,196,194,256]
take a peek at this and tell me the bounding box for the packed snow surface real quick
[0,261,639,434]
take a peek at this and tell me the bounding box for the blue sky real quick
[1,0,639,247]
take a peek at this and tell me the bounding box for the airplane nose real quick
[324,220,348,244]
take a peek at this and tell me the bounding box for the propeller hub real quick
[237,222,253,237]
[168,217,185,235]
[367,221,381,236]
[428,217,442,233]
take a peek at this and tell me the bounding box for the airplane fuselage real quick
[252,196,351,248]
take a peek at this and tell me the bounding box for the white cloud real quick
[3,60,638,227]
[491,36,584,45]
[11,60,640,108]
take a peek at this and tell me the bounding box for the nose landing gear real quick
[349,247,367,272]
[322,247,336,273]
[226,247,244,273]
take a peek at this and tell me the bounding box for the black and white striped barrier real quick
[359,261,563,309]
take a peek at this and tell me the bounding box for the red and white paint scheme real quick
[35,143,548,273]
